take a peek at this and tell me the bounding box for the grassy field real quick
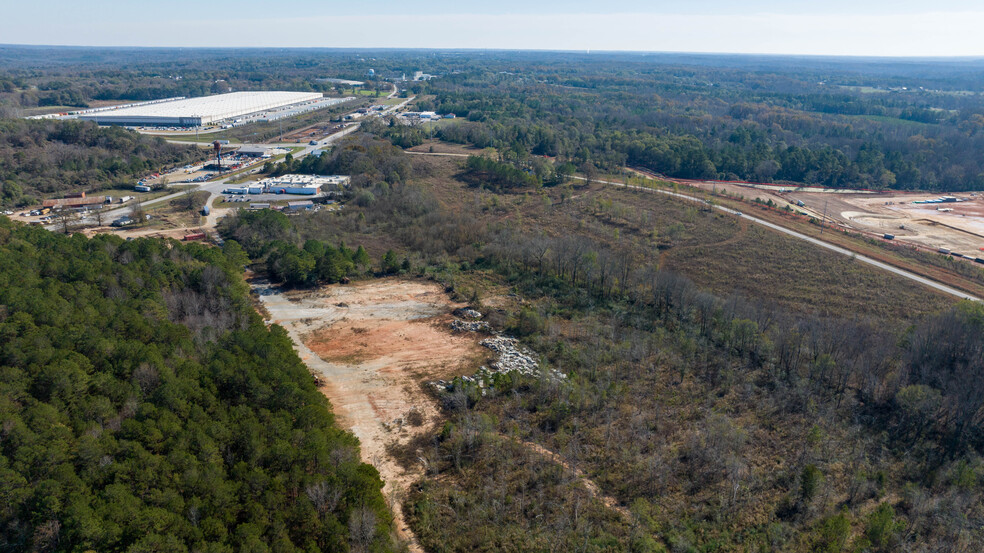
[424,156,955,324]
[693,186,984,299]
[140,190,211,228]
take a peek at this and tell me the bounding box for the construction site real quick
[671,177,984,257]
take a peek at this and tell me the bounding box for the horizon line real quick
[4,43,984,62]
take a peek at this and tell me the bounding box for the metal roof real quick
[78,91,323,125]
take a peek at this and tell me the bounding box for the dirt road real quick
[253,278,485,552]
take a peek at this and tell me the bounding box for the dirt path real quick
[404,151,470,157]
[252,278,486,552]
[659,218,749,267]
[514,438,632,520]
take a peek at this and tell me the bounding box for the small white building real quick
[238,145,277,158]
[286,200,315,211]
[275,184,320,195]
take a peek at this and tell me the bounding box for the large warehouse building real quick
[77,91,324,127]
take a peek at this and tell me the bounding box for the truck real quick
[883,234,895,240]
[183,232,207,241]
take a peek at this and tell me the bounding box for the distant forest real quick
[5,47,984,191]
[408,64,984,191]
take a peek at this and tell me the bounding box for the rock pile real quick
[453,307,483,319]
[480,336,540,376]
[450,319,491,332]
[430,334,566,395]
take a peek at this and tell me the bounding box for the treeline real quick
[218,209,372,286]
[0,218,395,552]
[267,240,370,287]
[462,155,540,190]
[360,118,430,149]
[0,118,206,206]
[265,135,412,188]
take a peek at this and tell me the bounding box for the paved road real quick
[55,92,416,231]
[578,176,982,302]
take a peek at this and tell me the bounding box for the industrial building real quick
[237,145,281,158]
[77,91,324,127]
[256,174,350,195]
[222,175,349,197]
[274,184,321,195]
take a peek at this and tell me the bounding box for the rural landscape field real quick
[2,3,984,552]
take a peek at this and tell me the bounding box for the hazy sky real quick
[5,0,984,57]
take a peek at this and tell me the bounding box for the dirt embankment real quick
[253,278,487,552]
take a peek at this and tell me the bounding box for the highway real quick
[575,176,982,302]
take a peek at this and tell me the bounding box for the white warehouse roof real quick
[78,91,323,126]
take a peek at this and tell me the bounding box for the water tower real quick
[213,141,222,170]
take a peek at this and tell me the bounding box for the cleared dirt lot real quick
[253,278,487,551]
[789,191,984,253]
[675,176,984,254]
